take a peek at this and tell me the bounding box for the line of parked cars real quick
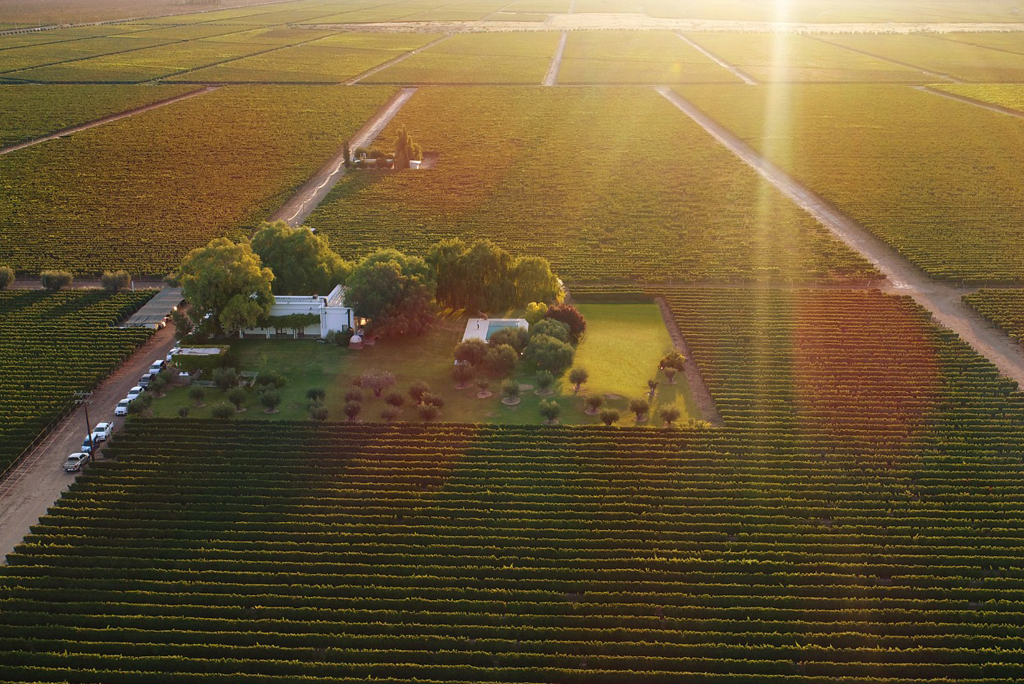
[65,356,172,473]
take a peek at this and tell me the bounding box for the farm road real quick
[346,34,452,85]
[0,86,218,157]
[658,86,1024,388]
[270,87,418,227]
[544,32,568,85]
[0,326,176,563]
[917,85,1024,120]
[676,33,757,85]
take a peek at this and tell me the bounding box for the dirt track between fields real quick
[655,296,723,426]
[658,86,1024,389]
[0,86,217,156]
[543,31,568,86]
[0,326,177,563]
[269,87,417,227]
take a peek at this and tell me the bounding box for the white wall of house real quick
[242,285,353,339]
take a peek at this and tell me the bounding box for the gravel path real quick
[0,326,177,563]
[0,87,217,156]
[346,34,452,85]
[269,87,418,227]
[805,34,964,82]
[917,85,1024,119]
[544,31,568,86]
[658,86,1024,388]
[655,296,724,426]
[676,33,757,84]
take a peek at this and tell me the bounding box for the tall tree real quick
[512,256,560,305]
[345,249,436,336]
[177,237,274,336]
[250,221,352,296]
[393,128,422,171]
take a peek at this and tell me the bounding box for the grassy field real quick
[152,305,696,426]
[306,86,876,284]
[557,31,740,84]
[0,85,393,275]
[683,32,928,82]
[677,83,1024,284]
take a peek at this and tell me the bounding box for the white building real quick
[242,285,354,339]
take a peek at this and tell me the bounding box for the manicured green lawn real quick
[151,305,698,426]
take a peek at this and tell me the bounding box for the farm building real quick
[242,285,353,339]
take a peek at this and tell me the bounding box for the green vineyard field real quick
[0,290,154,474]
[307,86,877,283]
[557,31,739,84]
[964,289,1024,341]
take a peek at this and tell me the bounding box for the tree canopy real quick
[250,221,352,296]
[178,237,275,336]
[346,249,435,336]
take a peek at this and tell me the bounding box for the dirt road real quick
[544,31,568,86]
[0,326,177,562]
[0,87,217,157]
[918,85,1024,119]
[658,86,1024,389]
[676,33,757,85]
[269,87,418,227]
[346,35,451,85]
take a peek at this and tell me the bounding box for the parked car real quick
[63,452,90,472]
[92,423,113,442]
[81,436,96,454]
[139,373,155,388]
[149,359,166,374]
[126,386,144,401]
[166,347,181,363]
[115,399,131,416]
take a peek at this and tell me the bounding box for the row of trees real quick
[0,267,134,292]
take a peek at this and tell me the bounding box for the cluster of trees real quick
[429,238,561,313]
[0,267,136,292]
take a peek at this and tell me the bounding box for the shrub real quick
[599,409,620,426]
[453,362,475,387]
[419,404,439,421]
[568,367,589,393]
[310,405,329,421]
[344,388,363,404]
[226,387,247,411]
[524,334,574,375]
[422,392,445,408]
[210,402,234,420]
[40,270,73,291]
[188,387,206,407]
[629,398,650,422]
[488,326,529,353]
[409,381,431,404]
[647,379,659,395]
[381,406,401,422]
[660,350,686,372]
[212,367,240,392]
[149,375,168,394]
[385,392,405,408]
[484,344,519,378]
[524,301,548,326]
[324,329,354,347]
[343,401,362,421]
[476,378,490,392]
[0,266,14,290]
[539,400,561,424]
[659,405,681,427]
[454,338,489,366]
[177,406,189,419]
[306,387,326,403]
[535,370,554,393]
[100,270,131,292]
[530,318,570,343]
[584,395,604,414]
[545,303,586,343]
[255,371,287,389]
[664,367,678,384]
[260,390,280,412]
[501,379,521,401]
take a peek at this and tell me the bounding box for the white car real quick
[63,452,90,472]
[149,359,166,374]
[126,386,145,401]
[92,423,113,442]
[115,399,131,416]
[166,347,181,363]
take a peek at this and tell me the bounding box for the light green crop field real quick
[557,31,739,84]
[677,83,1024,284]
[365,32,560,84]
[0,35,175,75]
[684,32,929,82]
[936,83,1024,110]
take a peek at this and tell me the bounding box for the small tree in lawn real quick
[213,367,240,392]
[359,370,396,398]
[382,406,401,423]
[178,406,189,419]
[345,388,363,404]
[409,381,431,405]
[599,409,620,426]
[260,390,281,414]
[189,386,206,407]
[211,401,234,420]
[149,374,168,397]
[227,387,247,413]
[476,378,491,398]
[501,379,521,406]
[419,404,439,422]
[385,392,405,409]
[629,398,650,423]
[539,400,561,425]
[663,367,678,385]
[568,367,589,394]
[647,379,659,399]
[535,370,554,395]
[583,395,604,415]
[660,350,686,379]
[310,405,329,422]
[659,405,681,428]
[453,362,475,389]
[422,393,445,409]
[307,387,326,405]
[344,401,362,422]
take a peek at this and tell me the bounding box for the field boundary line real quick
[676,32,757,85]
[0,86,217,156]
[917,85,1024,119]
[655,295,724,427]
[804,34,964,83]
[544,31,568,85]
[657,85,1024,388]
[345,34,453,85]
[269,87,418,227]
